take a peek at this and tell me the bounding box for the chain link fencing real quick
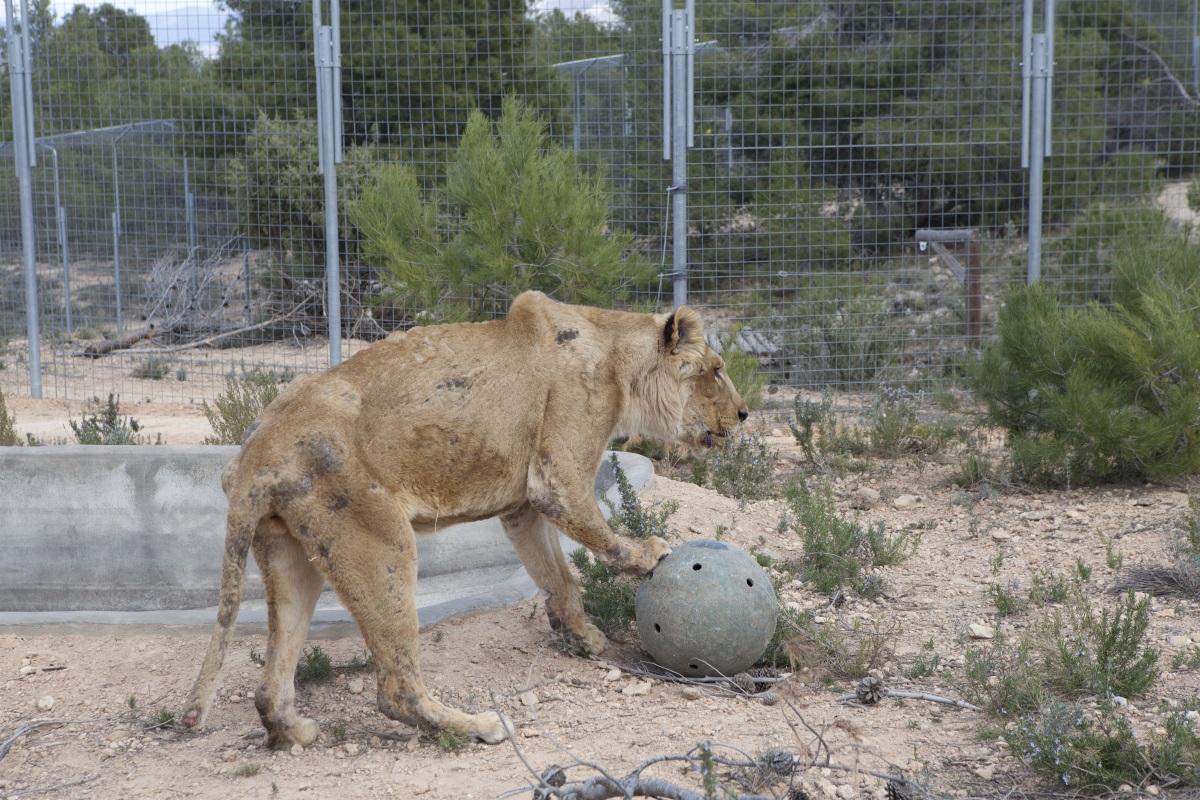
[1,0,1197,404]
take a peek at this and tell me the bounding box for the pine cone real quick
[885,778,919,800]
[855,675,886,705]
[732,672,758,694]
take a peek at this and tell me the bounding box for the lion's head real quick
[619,307,748,445]
[683,348,750,448]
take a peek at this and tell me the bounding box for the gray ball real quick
[635,539,778,677]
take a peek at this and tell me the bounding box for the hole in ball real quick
[692,563,702,571]
[654,623,661,633]
[746,578,754,587]
[689,663,699,672]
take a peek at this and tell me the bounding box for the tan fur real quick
[181,292,746,748]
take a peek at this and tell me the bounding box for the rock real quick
[850,487,881,510]
[343,743,360,757]
[1118,784,1134,794]
[1146,785,1160,796]
[222,750,238,763]
[35,695,54,712]
[893,494,922,509]
[604,668,622,682]
[835,784,856,799]
[621,681,651,697]
[681,686,702,700]
[1168,635,1191,647]
[347,676,365,695]
[1020,510,1049,521]
[518,691,539,707]
[968,623,995,640]
[815,777,838,798]
[18,666,36,676]
[990,529,1011,542]
[973,765,995,780]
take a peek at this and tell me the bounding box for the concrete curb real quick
[0,447,653,629]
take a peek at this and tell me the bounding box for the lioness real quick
[182,291,747,748]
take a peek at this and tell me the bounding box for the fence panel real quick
[0,0,1197,404]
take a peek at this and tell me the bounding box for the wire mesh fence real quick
[0,0,1197,404]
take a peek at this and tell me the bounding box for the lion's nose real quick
[737,409,749,422]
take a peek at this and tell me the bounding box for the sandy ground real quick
[2,411,1200,799]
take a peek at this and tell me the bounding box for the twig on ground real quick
[6,773,97,798]
[0,720,63,762]
[617,661,787,699]
[836,689,981,712]
[365,728,415,743]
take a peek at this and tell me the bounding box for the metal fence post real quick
[1026,34,1049,284]
[315,0,343,366]
[665,4,693,310]
[111,142,123,332]
[5,0,41,397]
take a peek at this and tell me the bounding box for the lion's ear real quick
[662,306,704,354]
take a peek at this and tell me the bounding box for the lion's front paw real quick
[619,536,671,576]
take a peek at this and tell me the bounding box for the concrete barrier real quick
[0,446,652,627]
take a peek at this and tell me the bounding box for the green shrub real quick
[1038,591,1158,699]
[296,646,333,684]
[1007,700,1200,790]
[70,395,158,445]
[695,431,777,503]
[866,392,954,457]
[132,357,171,380]
[785,479,915,595]
[988,582,1026,617]
[1028,570,1072,606]
[0,389,17,446]
[202,372,282,445]
[352,98,653,323]
[1189,176,1200,213]
[964,633,1046,716]
[602,453,677,540]
[973,223,1200,486]
[779,615,897,680]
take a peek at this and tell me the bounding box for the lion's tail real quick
[181,496,260,730]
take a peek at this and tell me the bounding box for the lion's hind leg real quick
[500,504,606,656]
[308,505,512,744]
[252,516,325,749]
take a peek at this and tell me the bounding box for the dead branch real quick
[0,720,63,762]
[80,325,167,358]
[837,689,981,712]
[1120,36,1200,109]
[6,773,96,798]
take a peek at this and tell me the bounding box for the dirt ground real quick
[2,403,1199,800]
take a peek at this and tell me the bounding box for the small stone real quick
[604,668,622,682]
[1168,635,1191,647]
[1146,785,1161,797]
[18,666,36,676]
[1118,784,1134,794]
[681,686,702,700]
[850,487,881,510]
[990,529,1011,542]
[621,681,651,697]
[1112,695,1128,706]
[968,623,995,640]
[222,751,238,762]
[343,743,360,756]
[521,728,540,738]
[973,765,995,780]
[35,695,54,712]
[986,675,1000,688]
[290,744,304,756]
[347,676,365,695]
[893,494,922,509]
[518,690,539,707]
[1020,510,1049,521]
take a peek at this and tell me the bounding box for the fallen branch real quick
[1121,36,1200,109]
[0,720,63,762]
[6,773,96,798]
[838,688,981,712]
[81,326,164,358]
